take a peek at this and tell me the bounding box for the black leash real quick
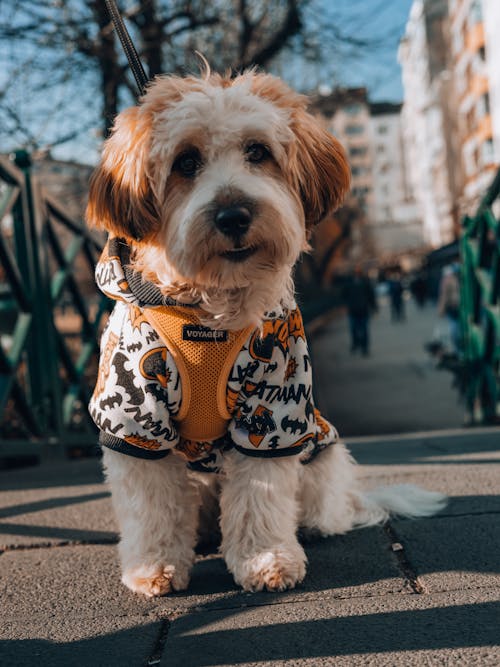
[104,0,150,97]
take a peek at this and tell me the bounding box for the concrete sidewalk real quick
[1,428,499,666]
[311,299,465,436]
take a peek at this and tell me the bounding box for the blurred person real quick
[388,271,405,322]
[438,264,460,354]
[410,271,428,308]
[342,265,377,356]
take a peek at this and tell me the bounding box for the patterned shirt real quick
[89,237,338,472]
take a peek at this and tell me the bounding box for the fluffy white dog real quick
[86,68,446,597]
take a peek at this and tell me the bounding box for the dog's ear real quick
[289,109,351,230]
[86,106,159,241]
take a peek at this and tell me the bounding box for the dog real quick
[86,67,446,597]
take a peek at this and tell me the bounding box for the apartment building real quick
[311,88,375,217]
[369,103,422,254]
[399,0,457,247]
[449,0,500,208]
[310,89,424,257]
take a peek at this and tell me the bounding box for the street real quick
[312,296,465,436]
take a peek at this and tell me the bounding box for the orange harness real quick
[144,306,253,442]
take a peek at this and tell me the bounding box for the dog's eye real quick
[173,150,202,178]
[245,143,271,164]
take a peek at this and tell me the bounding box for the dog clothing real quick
[89,237,338,472]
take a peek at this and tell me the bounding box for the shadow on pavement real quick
[164,601,500,665]
[0,623,160,667]
[349,431,500,466]
[4,601,499,667]
[0,492,110,520]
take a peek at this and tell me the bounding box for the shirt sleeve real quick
[89,301,181,459]
[227,309,337,459]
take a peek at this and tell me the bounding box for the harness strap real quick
[144,306,253,442]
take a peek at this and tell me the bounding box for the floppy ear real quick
[86,106,159,241]
[289,109,351,230]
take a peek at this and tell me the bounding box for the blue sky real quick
[308,0,415,102]
[0,0,415,164]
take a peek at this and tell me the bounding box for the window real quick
[344,104,363,116]
[352,166,370,177]
[349,146,368,157]
[482,139,494,165]
[352,186,371,198]
[345,124,364,135]
[377,125,388,135]
[479,92,490,116]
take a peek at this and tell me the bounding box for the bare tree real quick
[0,0,309,150]
[0,0,404,157]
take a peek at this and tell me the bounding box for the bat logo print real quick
[281,415,307,435]
[111,351,145,406]
[99,392,123,410]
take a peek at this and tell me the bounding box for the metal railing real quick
[460,168,500,423]
[0,152,110,458]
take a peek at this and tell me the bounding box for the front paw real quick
[122,563,190,597]
[231,546,307,592]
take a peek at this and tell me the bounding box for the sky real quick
[0,0,416,164]
[311,0,415,102]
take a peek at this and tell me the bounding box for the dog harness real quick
[143,305,254,442]
[89,237,338,472]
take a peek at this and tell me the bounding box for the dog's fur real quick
[87,69,446,596]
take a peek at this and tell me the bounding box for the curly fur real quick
[88,69,446,595]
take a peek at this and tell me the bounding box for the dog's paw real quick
[233,547,307,592]
[122,563,190,597]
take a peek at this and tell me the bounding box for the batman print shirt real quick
[89,237,338,472]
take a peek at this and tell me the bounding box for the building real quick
[310,89,424,260]
[310,88,375,218]
[369,103,422,254]
[449,0,500,210]
[399,0,458,248]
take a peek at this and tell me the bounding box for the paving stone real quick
[0,616,161,667]
[354,462,500,517]
[348,429,500,467]
[0,458,104,492]
[0,545,155,621]
[155,526,410,616]
[162,588,500,667]
[0,459,115,548]
[391,514,500,593]
[0,526,408,623]
[0,485,116,548]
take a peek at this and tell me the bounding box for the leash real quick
[104,0,151,97]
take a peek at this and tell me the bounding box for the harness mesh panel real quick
[144,306,253,441]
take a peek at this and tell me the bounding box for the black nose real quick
[214,206,252,238]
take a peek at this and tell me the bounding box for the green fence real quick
[0,152,110,459]
[460,168,500,424]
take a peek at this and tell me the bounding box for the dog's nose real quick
[214,206,252,238]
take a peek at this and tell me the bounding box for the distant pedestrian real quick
[388,272,405,322]
[438,264,460,353]
[410,272,428,308]
[342,265,377,356]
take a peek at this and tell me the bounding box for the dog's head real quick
[87,70,350,293]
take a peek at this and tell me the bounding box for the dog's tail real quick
[352,484,447,529]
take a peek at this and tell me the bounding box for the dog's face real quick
[87,71,350,291]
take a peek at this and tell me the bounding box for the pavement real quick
[311,298,465,436]
[1,300,499,666]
